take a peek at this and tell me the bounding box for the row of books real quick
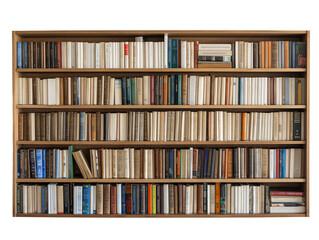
[17,148,303,179]
[17,76,305,105]
[16,37,195,69]
[18,111,304,141]
[17,183,305,215]
[235,41,306,68]
[16,40,306,69]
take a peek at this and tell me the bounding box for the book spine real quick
[293,112,301,140]
[36,149,43,178]
[82,185,91,214]
[17,42,22,68]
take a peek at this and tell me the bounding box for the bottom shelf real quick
[15,213,307,218]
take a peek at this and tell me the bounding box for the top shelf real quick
[14,30,308,38]
[16,68,307,73]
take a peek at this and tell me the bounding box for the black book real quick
[293,112,302,140]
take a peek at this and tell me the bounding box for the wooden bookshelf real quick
[12,30,310,218]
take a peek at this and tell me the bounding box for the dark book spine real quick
[220,184,226,214]
[43,185,48,213]
[16,185,23,213]
[22,42,28,68]
[29,149,36,178]
[122,78,127,104]
[121,184,126,214]
[63,184,70,214]
[293,112,302,140]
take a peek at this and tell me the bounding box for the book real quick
[72,150,93,179]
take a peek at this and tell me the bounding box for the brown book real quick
[194,41,199,68]
[215,183,221,214]
[103,184,111,215]
[72,150,93,178]
[96,184,104,215]
[110,185,117,214]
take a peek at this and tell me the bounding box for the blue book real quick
[82,185,91,215]
[79,112,85,140]
[35,149,43,178]
[172,39,178,68]
[22,42,28,68]
[17,42,22,68]
[168,39,172,68]
[122,78,127,104]
[127,78,132,104]
[41,186,46,213]
[121,185,126,214]
[169,149,174,178]
[280,149,286,178]
[42,149,46,178]
[177,75,182,105]
[132,185,136,214]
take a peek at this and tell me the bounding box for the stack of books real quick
[198,44,232,68]
[269,190,305,213]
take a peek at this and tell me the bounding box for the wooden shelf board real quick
[14,30,308,38]
[17,104,306,111]
[16,140,306,147]
[16,68,306,73]
[15,178,306,184]
[15,213,307,218]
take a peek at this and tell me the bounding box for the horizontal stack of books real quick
[269,190,305,213]
[198,44,232,68]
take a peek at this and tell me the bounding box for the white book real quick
[117,184,122,214]
[164,33,168,68]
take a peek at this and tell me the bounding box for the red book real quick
[270,191,304,196]
[125,184,132,214]
[148,184,152,215]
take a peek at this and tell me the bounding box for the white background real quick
[0,0,318,239]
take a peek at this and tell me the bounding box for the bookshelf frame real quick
[12,30,310,217]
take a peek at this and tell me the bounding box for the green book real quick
[68,145,74,178]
